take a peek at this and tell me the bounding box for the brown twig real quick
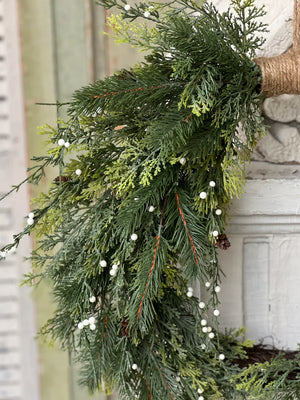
[175,193,198,265]
[137,194,168,319]
[147,342,175,400]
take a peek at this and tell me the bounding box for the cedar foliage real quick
[1,1,300,399]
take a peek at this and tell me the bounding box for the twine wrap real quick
[254,0,300,98]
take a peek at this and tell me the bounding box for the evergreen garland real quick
[1,1,300,399]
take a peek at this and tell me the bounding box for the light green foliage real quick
[233,353,300,399]
[1,1,298,399]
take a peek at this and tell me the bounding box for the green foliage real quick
[233,352,300,400]
[2,1,298,399]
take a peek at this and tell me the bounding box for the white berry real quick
[83,319,89,326]
[214,286,221,293]
[187,291,193,298]
[198,397,204,400]
[131,233,138,241]
[219,354,225,361]
[201,344,206,350]
[202,327,208,333]
[199,192,207,199]
[75,169,82,176]
[187,287,193,292]
[78,322,84,330]
[144,11,150,17]
[201,319,207,326]
[149,206,155,212]
[198,388,204,394]
[27,218,34,226]
[176,376,181,382]
[90,323,96,331]
[89,296,96,303]
[109,269,117,276]
[209,180,216,187]
[214,309,220,316]
[216,209,222,216]
[205,282,211,288]
[112,264,118,271]
[208,332,215,339]
[212,230,219,237]
[89,317,95,324]
[179,157,186,165]
[199,302,205,309]
[28,212,34,219]
[132,363,138,370]
[207,326,212,333]
[58,138,65,146]
[124,4,131,11]
[64,141,70,148]
[100,260,107,268]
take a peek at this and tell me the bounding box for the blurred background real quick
[1,1,300,400]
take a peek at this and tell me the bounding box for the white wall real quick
[216,0,300,350]
[218,181,300,349]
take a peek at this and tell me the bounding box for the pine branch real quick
[0,156,53,202]
[92,83,179,99]
[146,379,152,400]
[137,194,168,319]
[137,234,161,319]
[175,193,198,266]
[148,343,176,400]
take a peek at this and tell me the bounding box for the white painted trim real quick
[227,180,300,233]
[230,180,300,215]
[243,238,270,342]
[228,215,300,234]
[219,179,300,349]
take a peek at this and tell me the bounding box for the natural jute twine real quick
[254,0,300,97]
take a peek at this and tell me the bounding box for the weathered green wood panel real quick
[18,1,71,399]
[105,19,144,75]
[52,0,90,101]
[90,1,108,79]
[19,0,57,158]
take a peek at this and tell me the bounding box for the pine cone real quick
[121,318,129,337]
[53,176,71,185]
[216,234,231,250]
